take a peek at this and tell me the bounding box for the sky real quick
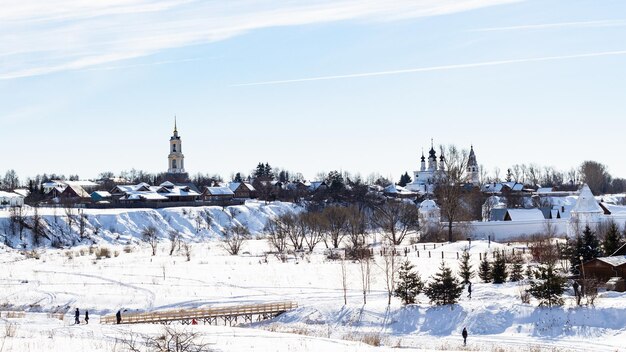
[2,0,626,183]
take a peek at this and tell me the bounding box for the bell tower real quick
[168,117,185,174]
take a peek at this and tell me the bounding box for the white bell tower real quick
[168,117,185,174]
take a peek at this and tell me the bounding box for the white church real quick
[405,141,479,194]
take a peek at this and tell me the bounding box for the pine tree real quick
[393,260,424,305]
[491,251,508,284]
[478,254,492,283]
[527,263,567,307]
[509,254,524,282]
[569,234,584,274]
[458,250,475,284]
[570,225,602,273]
[234,172,243,182]
[582,225,601,259]
[603,221,622,256]
[398,172,412,187]
[424,261,463,305]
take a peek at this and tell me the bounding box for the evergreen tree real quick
[254,163,266,179]
[458,250,475,284]
[505,168,513,182]
[424,261,463,305]
[233,172,243,182]
[393,260,424,305]
[478,255,492,283]
[264,163,274,180]
[509,254,524,282]
[527,263,567,307]
[603,221,622,256]
[398,172,412,187]
[570,225,602,273]
[491,251,508,284]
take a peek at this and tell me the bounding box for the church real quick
[404,141,479,194]
[165,118,190,183]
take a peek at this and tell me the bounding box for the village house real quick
[228,182,256,199]
[0,191,24,207]
[202,186,235,202]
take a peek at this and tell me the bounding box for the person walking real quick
[467,282,472,299]
[85,310,89,324]
[75,308,80,325]
[462,327,468,346]
[116,310,122,324]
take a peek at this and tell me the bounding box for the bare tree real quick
[221,224,250,255]
[371,200,420,245]
[379,243,397,305]
[580,160,611,195]
[286,213,305,251]
[322,205,348,249]
[345,205,369,251]
[182,242,192,261]
[142,226,158,256]
[302,211,326,252]
[358,256,371,304]
[434,145,469,242]
[8,205,24,240]
[169,230,180,256]
[340,256,348,305]
[265,216,288,261]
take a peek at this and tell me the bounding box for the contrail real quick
[471,19,626,32]
[232,50,626,87]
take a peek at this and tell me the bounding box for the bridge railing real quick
[101,301,298,325]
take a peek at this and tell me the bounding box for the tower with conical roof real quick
[427,139,438,171]
[466,145,479,185]
[167,117,185,174]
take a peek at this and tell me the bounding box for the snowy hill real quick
[0,201,301,248]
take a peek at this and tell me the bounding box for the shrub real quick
[95,247,112,259]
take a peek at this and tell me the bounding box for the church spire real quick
[174,116,178,134]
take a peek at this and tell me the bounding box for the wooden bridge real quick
[100,301,298,326]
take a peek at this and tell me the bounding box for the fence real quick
[100,301,298,326]
[378,243,530,261]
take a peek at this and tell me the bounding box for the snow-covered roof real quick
[12,189,30,197]
[91,191,112,198]
[571,184,603,214]
[419,199,439,210]
[481,183,503,193]
[505,209,545,221]
[125,192,169,201]
[597,255,626,267]
[160,181,176,188]
[384,184,398,194]
[537,187,555,194]
[65,185,91,198]
[64,180,99,188]
[205,187,234,196]
[0,191,23,198]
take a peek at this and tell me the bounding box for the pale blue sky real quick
[2,0,626,182]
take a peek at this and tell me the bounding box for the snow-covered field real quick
[0,202,625,351]
[0,236,624,351]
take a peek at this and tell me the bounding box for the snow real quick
[0,203,625,351]
[205,186,235,196]
[571,184,603,214]
[598,255,626,267]
[505,209,545,221]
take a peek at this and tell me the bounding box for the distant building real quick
[168,118,185,174]
[0,191,24,207]
[228,182,256,199]
[202,186,235,202]
[405,141,479,194]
